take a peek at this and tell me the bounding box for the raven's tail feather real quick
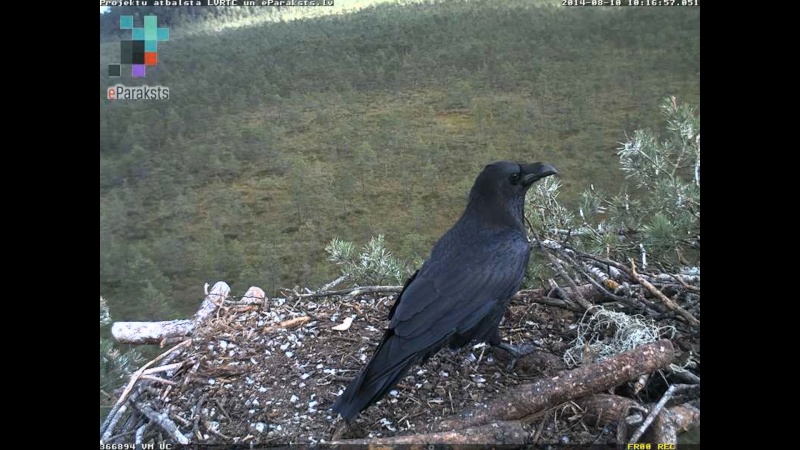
[332,332,447,420]
[331,354,413,420]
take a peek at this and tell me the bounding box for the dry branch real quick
[298,285,403,298]
[629,261,699,326]
[434,339,674,431]
[648,403,699,445]
[112,282,232,344]
[134,402,190,445]
[536,241,593,310]
[100,390,140,443]
[335,421,529,446]
[263,316,311,333]
[100,339,192,442]
[629,384,697,443]
[575,394,644,427]
[513,283,598,303]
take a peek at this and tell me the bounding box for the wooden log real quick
[111,282,232,344]
[513,283,601,303]
[133,402,190,445]
[575,394,644,427]
[650,403,700,445]
[434,340,674,432]
[335,421,529,446]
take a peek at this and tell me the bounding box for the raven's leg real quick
[487,328,542,369]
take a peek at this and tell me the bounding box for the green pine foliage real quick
[326,234,411,286]
[525,96,700,272]
[100,297,144,408]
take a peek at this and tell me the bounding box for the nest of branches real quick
[100,244,699,447]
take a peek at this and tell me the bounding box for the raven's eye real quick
[510,173,520,182]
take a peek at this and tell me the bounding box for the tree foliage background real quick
[100,0,699,323]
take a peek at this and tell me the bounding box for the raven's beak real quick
[521,163,558,185]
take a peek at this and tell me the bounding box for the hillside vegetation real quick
[99,0,700,321]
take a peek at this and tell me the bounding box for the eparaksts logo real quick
[107,84,170,100]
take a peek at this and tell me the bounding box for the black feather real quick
[331,160,557,419]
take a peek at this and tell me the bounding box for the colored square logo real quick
[108,15,168,79]
[120,15,133,30]
[144,52,158,66]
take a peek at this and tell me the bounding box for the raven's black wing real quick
[390,227,530,346]
[332,227,530,419]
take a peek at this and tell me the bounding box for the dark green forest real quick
[99,0,700,322]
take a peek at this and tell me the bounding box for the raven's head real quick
[466,161,559,227]
[471,161,558,198]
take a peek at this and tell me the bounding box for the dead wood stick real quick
[513,284,598,303]
[667,403,700,432]
[629,260,699,326]
[434,340,674,432]
[666,271,701,293]
[299,285,403,298]
[112,282,232,344]
[537,242,593,310]
[319,274,349,292]
[133,402,190,445]
[534,296,581,311]
[139,374,177,386]
[142,362,183,375]
[106,430,137,443]
[100,390,141,443]
[134,423,149,445]
[649,403,699,445]
[629,384,697,443]
[575,394,646,427]
[101,339,192,441]
[335,421,529,446]
[263,316,311,333]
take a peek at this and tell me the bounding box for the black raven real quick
[331,161,558,420]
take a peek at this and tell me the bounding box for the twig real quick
[214,398,232,423]
[101,386,143,442]
[639,243,648,270]
[629,259,699,326]
[666,270,701,293]
[106,429,137,443]
[570,248,634,279]
[139,374,177,386]
[536,295,581,311]
[628,384,695,443]
[191,394,207,442]
[546,278,578,309]
[320,275,349,292]
[536,240,592,310]
[142,362,183,375]
[204,421,231,440]
[263,316,311,333]
[134,423,149,445]
[558,251,641,311]
[134,402,190,445]
[101,340,192,441]
[299,285,403,298]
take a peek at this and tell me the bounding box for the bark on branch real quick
[434,339,675,431]
[335,421,530,446]
[629,260,699,326]
[111,282,237,344]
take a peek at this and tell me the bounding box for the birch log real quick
[111,282,238,344]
